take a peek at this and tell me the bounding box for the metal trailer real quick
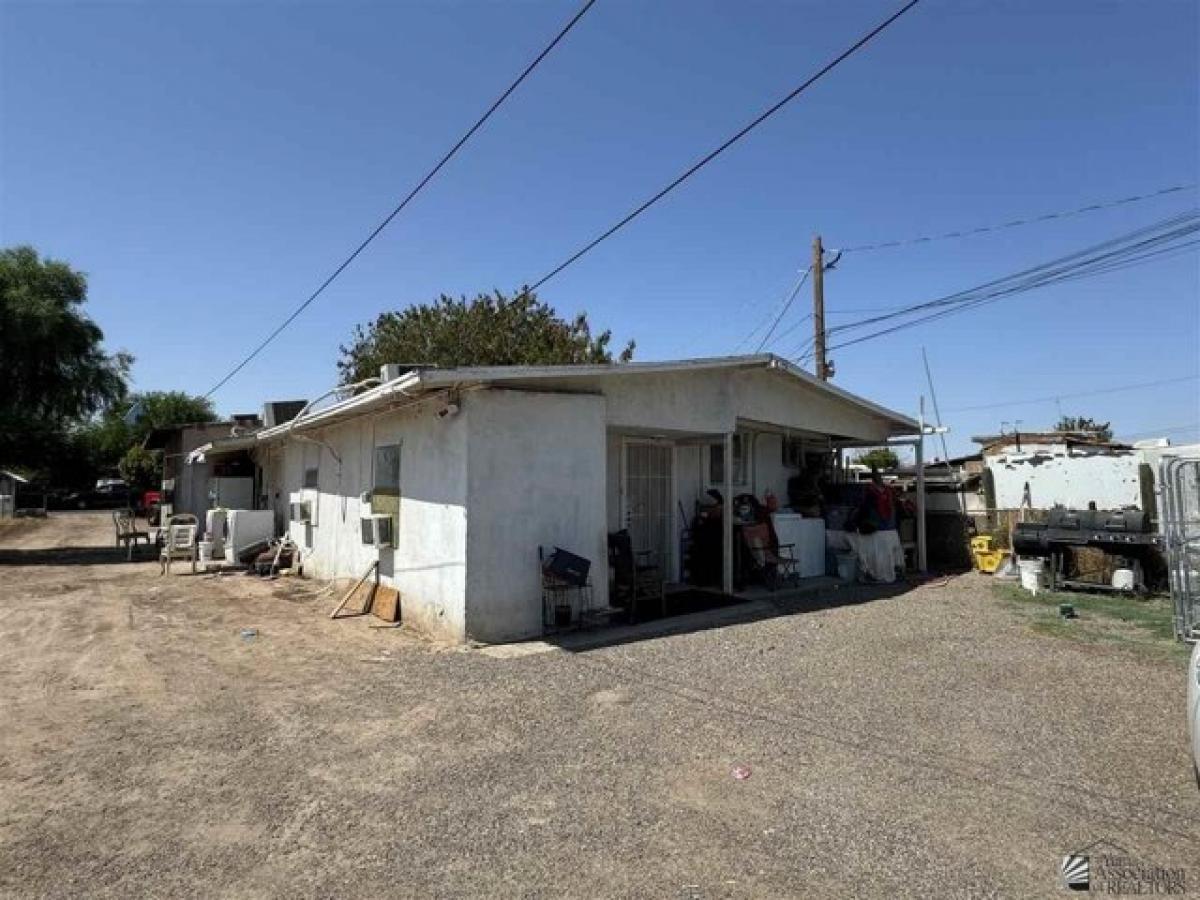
[1160,455,1200,642]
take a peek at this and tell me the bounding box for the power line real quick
[732,267,810,353]
[1117,423,1200,441]
[834,183,1196,254]
[524,0,921,292]
[805,212,1200,357]
[203,0,600,398]
[826,211,1198,339]
[755,267,812,351]
[942,374,1200,414]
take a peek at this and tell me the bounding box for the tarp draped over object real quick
[843,530,905,583]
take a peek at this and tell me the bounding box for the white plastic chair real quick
[159,514,198,575]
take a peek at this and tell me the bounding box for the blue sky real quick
[2,0,1197,456]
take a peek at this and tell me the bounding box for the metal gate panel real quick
[1160,456,1200,641]
[624,442,673,574]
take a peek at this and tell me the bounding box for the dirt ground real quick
[1,513,1197,899]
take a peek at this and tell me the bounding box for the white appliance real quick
[771,513,826,578]
[224,509,275,564]
[208,476,254,511]
[205,508,228,557]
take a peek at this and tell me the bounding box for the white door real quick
[623,441,674,576]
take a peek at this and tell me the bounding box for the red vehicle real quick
[140,490,163,525]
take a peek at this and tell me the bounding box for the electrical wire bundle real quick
[794,209,1199,362]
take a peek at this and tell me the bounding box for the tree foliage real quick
[0,246,130,466]
[854,447,900,471]
[29,391,217,489]
[117,445,158,492]
[80,391,218,488]
[1054,415,1113,441]
[337,290,635,385]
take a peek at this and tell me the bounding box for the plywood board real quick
[371,585,400,622]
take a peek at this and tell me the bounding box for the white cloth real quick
[843,529,905,583]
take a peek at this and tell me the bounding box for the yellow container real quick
[970,536,994,553]
[973,548,1008,574]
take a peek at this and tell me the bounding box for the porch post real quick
[916,404,928,573]
[723,431,734,595]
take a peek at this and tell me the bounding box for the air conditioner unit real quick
[289,490,319,526]
[290,499,311,523]
[360,513,394,548]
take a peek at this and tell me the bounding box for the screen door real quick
[623,442,673,575]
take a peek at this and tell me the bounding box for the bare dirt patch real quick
[1,516,1197,898]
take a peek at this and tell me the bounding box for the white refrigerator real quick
[224,509,276,564]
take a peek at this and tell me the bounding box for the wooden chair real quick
[112,510,150,561]
[608,530,665,622]
[159,514,198,575]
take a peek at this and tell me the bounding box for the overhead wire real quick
[826,210,1199,339]
[795,211,1200,359]
[754,267,812,352]
[732,267,811,353]
[202,0,600,398]
[834,183,1196,254]
[523,0,921,293]
[942,374,1200,414]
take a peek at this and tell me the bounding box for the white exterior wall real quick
[464,389,608,642]
[265,398,470,642]
[986,448,1141,509]
[734,369,897,443]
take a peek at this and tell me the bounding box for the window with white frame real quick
[707,432,750,489]
[370,443,401,535]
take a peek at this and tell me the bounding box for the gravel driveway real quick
[1,513,1197,898]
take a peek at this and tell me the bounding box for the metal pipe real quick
[723,431,734,595]
[916,397,928,573]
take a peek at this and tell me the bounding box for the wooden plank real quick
[329,561,378,619]
[370,586,400,622]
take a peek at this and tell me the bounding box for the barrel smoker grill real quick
[1012,507,1159,592]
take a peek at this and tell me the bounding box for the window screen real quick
[371,443,401,533]
[372,444,401,495]
[709,434,747,486]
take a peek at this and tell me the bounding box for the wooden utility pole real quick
[812,235,829,380]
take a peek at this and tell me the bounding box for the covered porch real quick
[606,415,928,605]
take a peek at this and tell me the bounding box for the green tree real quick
[337,290,635,384]
[0,246,130,466]
[854,447,900,471]
[78,390,218,487]
[1054,415,1113,441]
[117,445,158,493]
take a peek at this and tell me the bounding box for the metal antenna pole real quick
[921,346,960,512]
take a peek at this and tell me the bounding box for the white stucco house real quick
[192,355,920,643]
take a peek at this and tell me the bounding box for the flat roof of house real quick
[192,355,919,462]
[262,354,917,438]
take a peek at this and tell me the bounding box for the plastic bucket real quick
[1018,558,1044,594]
[836,553,857,583]
[1111,568,1136,592]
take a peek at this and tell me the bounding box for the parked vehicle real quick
[64,479,130,510]
[1190,639,1200,789]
